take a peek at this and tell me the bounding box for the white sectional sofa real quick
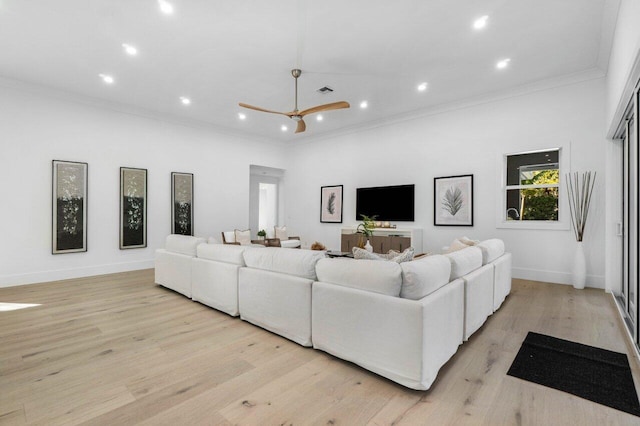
[192,243,248,316]
[239,248,326,346]
[154,235,511,390]
[154,234,205,298]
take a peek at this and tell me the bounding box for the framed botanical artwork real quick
[434,174,474,226]
[52,160,88,254]
[320,185,343,223]
[120,167,147,249]
[171,172,193,235]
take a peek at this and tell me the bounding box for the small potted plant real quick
[257,229,267,241]
[356,214,377,250]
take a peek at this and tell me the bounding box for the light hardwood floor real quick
[1,270,639,425]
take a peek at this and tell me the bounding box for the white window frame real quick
[496,146,570,230]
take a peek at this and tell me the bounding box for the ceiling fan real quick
[239,69,350,134]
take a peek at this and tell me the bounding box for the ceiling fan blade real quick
[299,101,350,117]
[295,119,306,134]
[239,103,289,116]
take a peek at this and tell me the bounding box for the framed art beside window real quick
[320,185,343,223]
[52,160,88,253]
[434,174,473,226]
[171,172,193,235]
[120,167,147,249]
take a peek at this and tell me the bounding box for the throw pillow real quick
[352,247,383,260]
[445,238,468,253]
[459,236,480,246]
[389,247,415,263]
[234,229,252,245]
[274,226,289,241]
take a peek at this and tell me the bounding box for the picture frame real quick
[120,167,147,249]
[171,172,193,235]
[434,174,474,226]
[320,185,343,223]
[52,160,88,254]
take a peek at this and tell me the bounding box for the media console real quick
[340,227,423,254]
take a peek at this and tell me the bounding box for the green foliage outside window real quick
[520,170,559,220]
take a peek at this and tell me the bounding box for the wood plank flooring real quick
[1,270,639,425]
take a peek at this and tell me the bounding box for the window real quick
[506,149,559,221]
[499,148,568,230]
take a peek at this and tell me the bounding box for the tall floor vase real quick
[572,241,586,289]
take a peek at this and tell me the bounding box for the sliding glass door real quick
[618,82,639,347]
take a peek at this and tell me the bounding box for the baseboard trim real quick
[0,260,155,288]
[513,267,605,289]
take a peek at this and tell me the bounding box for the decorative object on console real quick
[320,185,343,223]
[566,171,596,289]
[52,160,88,254]
[356,214,377,249]
[120,167,147,249]
[171,172,193,235]
[434,174,474,226]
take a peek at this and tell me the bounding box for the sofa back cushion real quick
[477,239,505,265]
[242,247,326,280]
[400,254,451,300]
[197,243,246,265]
[315,258,403,297]
[445,246,482,280]
[165,234,205,256]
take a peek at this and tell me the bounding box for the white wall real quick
[285,77,607,288]
[0,83,286,287]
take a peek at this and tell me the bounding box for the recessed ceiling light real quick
[360,101,368,109]
[238,113,246,120]
[316,115,323,121]
[417,82,428,92]
[122,43,138,56]
[473,15,489,30]
[98,73,114,84]
[281,125,288,132]
[158,0,174,15]
[496,58,511,69]
[179,96,191,105]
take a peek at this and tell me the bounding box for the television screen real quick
[356,184,415,221]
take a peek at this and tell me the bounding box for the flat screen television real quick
[356,184,415,221]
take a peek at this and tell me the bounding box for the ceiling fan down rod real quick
[292,69,301,113]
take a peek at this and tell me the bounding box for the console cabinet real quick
[340,227,422,254]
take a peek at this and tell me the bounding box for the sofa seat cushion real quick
[400,254,451,300]
[164,234,206,256]
[445,246,482,280]
[477,239,505,265]
[242,247,325,280]
[315,258,403,297]
[197,243,246,265]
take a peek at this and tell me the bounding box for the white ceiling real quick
[0,0,618,142]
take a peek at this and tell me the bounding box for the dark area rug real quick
[507,331,640,416]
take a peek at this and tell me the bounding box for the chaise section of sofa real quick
[192,243,248,316]
[312,255,464,390]
[238,248,327,347]
[155,234,205,298]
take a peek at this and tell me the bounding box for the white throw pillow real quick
[445,239,468,253]
[459,236,479,246]
[274,226,289,241]
[353,247,383,260]
[234,229,252,245]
